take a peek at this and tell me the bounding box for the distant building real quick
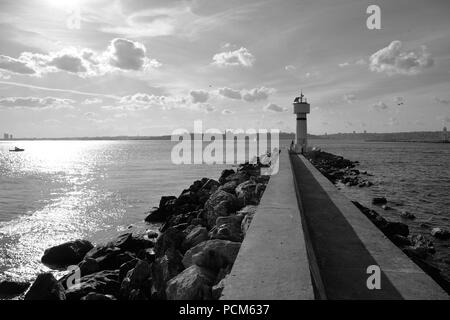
[9,134,13,140]
[353,131,356,134]
[3,133,9,140]
[444,127,448,142]
[364,130,367,134]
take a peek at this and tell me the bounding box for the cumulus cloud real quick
[372,101,389,111]
[435,97,450,105]
[344,94,357,104]
[222,109,234,115]
[369,41,434,75]
[0,55,36,75]
[0,38,160,77]
[264,103,286,112]
[218,87,242,100]
[218,86,274,102]
[190,90,209,103]
[0,96,75,109]
[242,87,274,102]
[212,47,255,67]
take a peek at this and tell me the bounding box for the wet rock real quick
[399,210,416,220]
[204,190,238,228]
[431,228,450,240]
[372,197,387,205]
[85,245,120,260]
[218,169,235,185]
[182,239,241,270]
[24,273,65,300]
[120,260,152,300]
[219,180,239,194]
[383,221,409,238]
[154,227,185,257]
[119,259,139,283]
[0,280,30,298]
[224,171,249,185]
[145,196,177,223]
[78,257,100,276]
[96,251,136,271]
[151,248,184,299]
[182,226,209,251]
[165,265,215,300]
[41,239,93,268]
[137,248,156,263]
[210,215,243,242]
[107,232,155,253]
[65,270,120,300]
[80,293,116,300]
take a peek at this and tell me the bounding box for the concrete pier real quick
[221,150,449,300]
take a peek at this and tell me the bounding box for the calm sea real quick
[0,139,449,282]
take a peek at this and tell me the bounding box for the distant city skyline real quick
[0,0,449,138]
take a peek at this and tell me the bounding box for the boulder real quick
[107,232,155,253]
[85,245,120,260]
[431,228,450,240]
[182,226,209,251]
[145,196,177,223]
[41,239,93,268]
[78,257,100,276]
[383,221,409,238]
[219,180,239,194]
[210,215,243,242]
[119,259,139,283]
[399,210,416,220]
[182,239,241,269]
[240,206,258,236]
[204,190,238,228]
[96,251,136,271]
[165,265,215,300]
[80,293,117,300]
[0,280,30,298]
[154,227,185,256]
[235,180,259,206]
[151,248,184,299]
[120,260,152,300]
[372,197,387,205]
[218,169,235,185]
[65,270,120,300]
[224,171,249,185]
[24,273,66,300]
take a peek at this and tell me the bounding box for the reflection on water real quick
[0,140,230,281]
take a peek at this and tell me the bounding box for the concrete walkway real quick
[291,153,448,300]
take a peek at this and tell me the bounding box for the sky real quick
[0,0,449,138]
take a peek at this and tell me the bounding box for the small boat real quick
[9,147,25,152]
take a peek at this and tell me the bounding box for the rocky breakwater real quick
[305,149,450,294]
[8,161,270,300]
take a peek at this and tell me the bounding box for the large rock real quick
[154,227,185,256]
[120,260,152,300]
[239,205,258,235]
[218,169,235,185]
[235,180,259,206]
[78,257,100,276]
[24,273,65,300]
[65,270,120,300]
[0,280,30,298]
[431,228,450,240]
[145,196,177,223]
[107,232,155,253]
[204,190,238,228]
[219,180,239,194]
[41,240,93,268]
[182,226,209,251]
[151,248,184,299]
[182,239,241,270]
[96,251,136,271]
[165,265,215,300]
[210,215,243,242]
[224,171,249,185]
[383,221,409,238]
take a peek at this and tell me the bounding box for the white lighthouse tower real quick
[293,92,310,153]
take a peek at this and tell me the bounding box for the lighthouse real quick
[293,92,310,153]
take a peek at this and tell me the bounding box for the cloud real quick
[83,98,103,105]
[369,41,434,75]
[372,101,389,111]
[0,38,160,77]
[285,65,296,72]
[242,87,274,102]
[190,90,209,103]
[344,94,357,104]
[388,117,400,126]
[105,38,160,71]
[264,103,286,112]
[222,109,234,115]
[218,87,242,100]
[435,97,450,105]
[0,97,75,109]
[0,55,36,75]
[212,47,255,67]
[218,86,274,102]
